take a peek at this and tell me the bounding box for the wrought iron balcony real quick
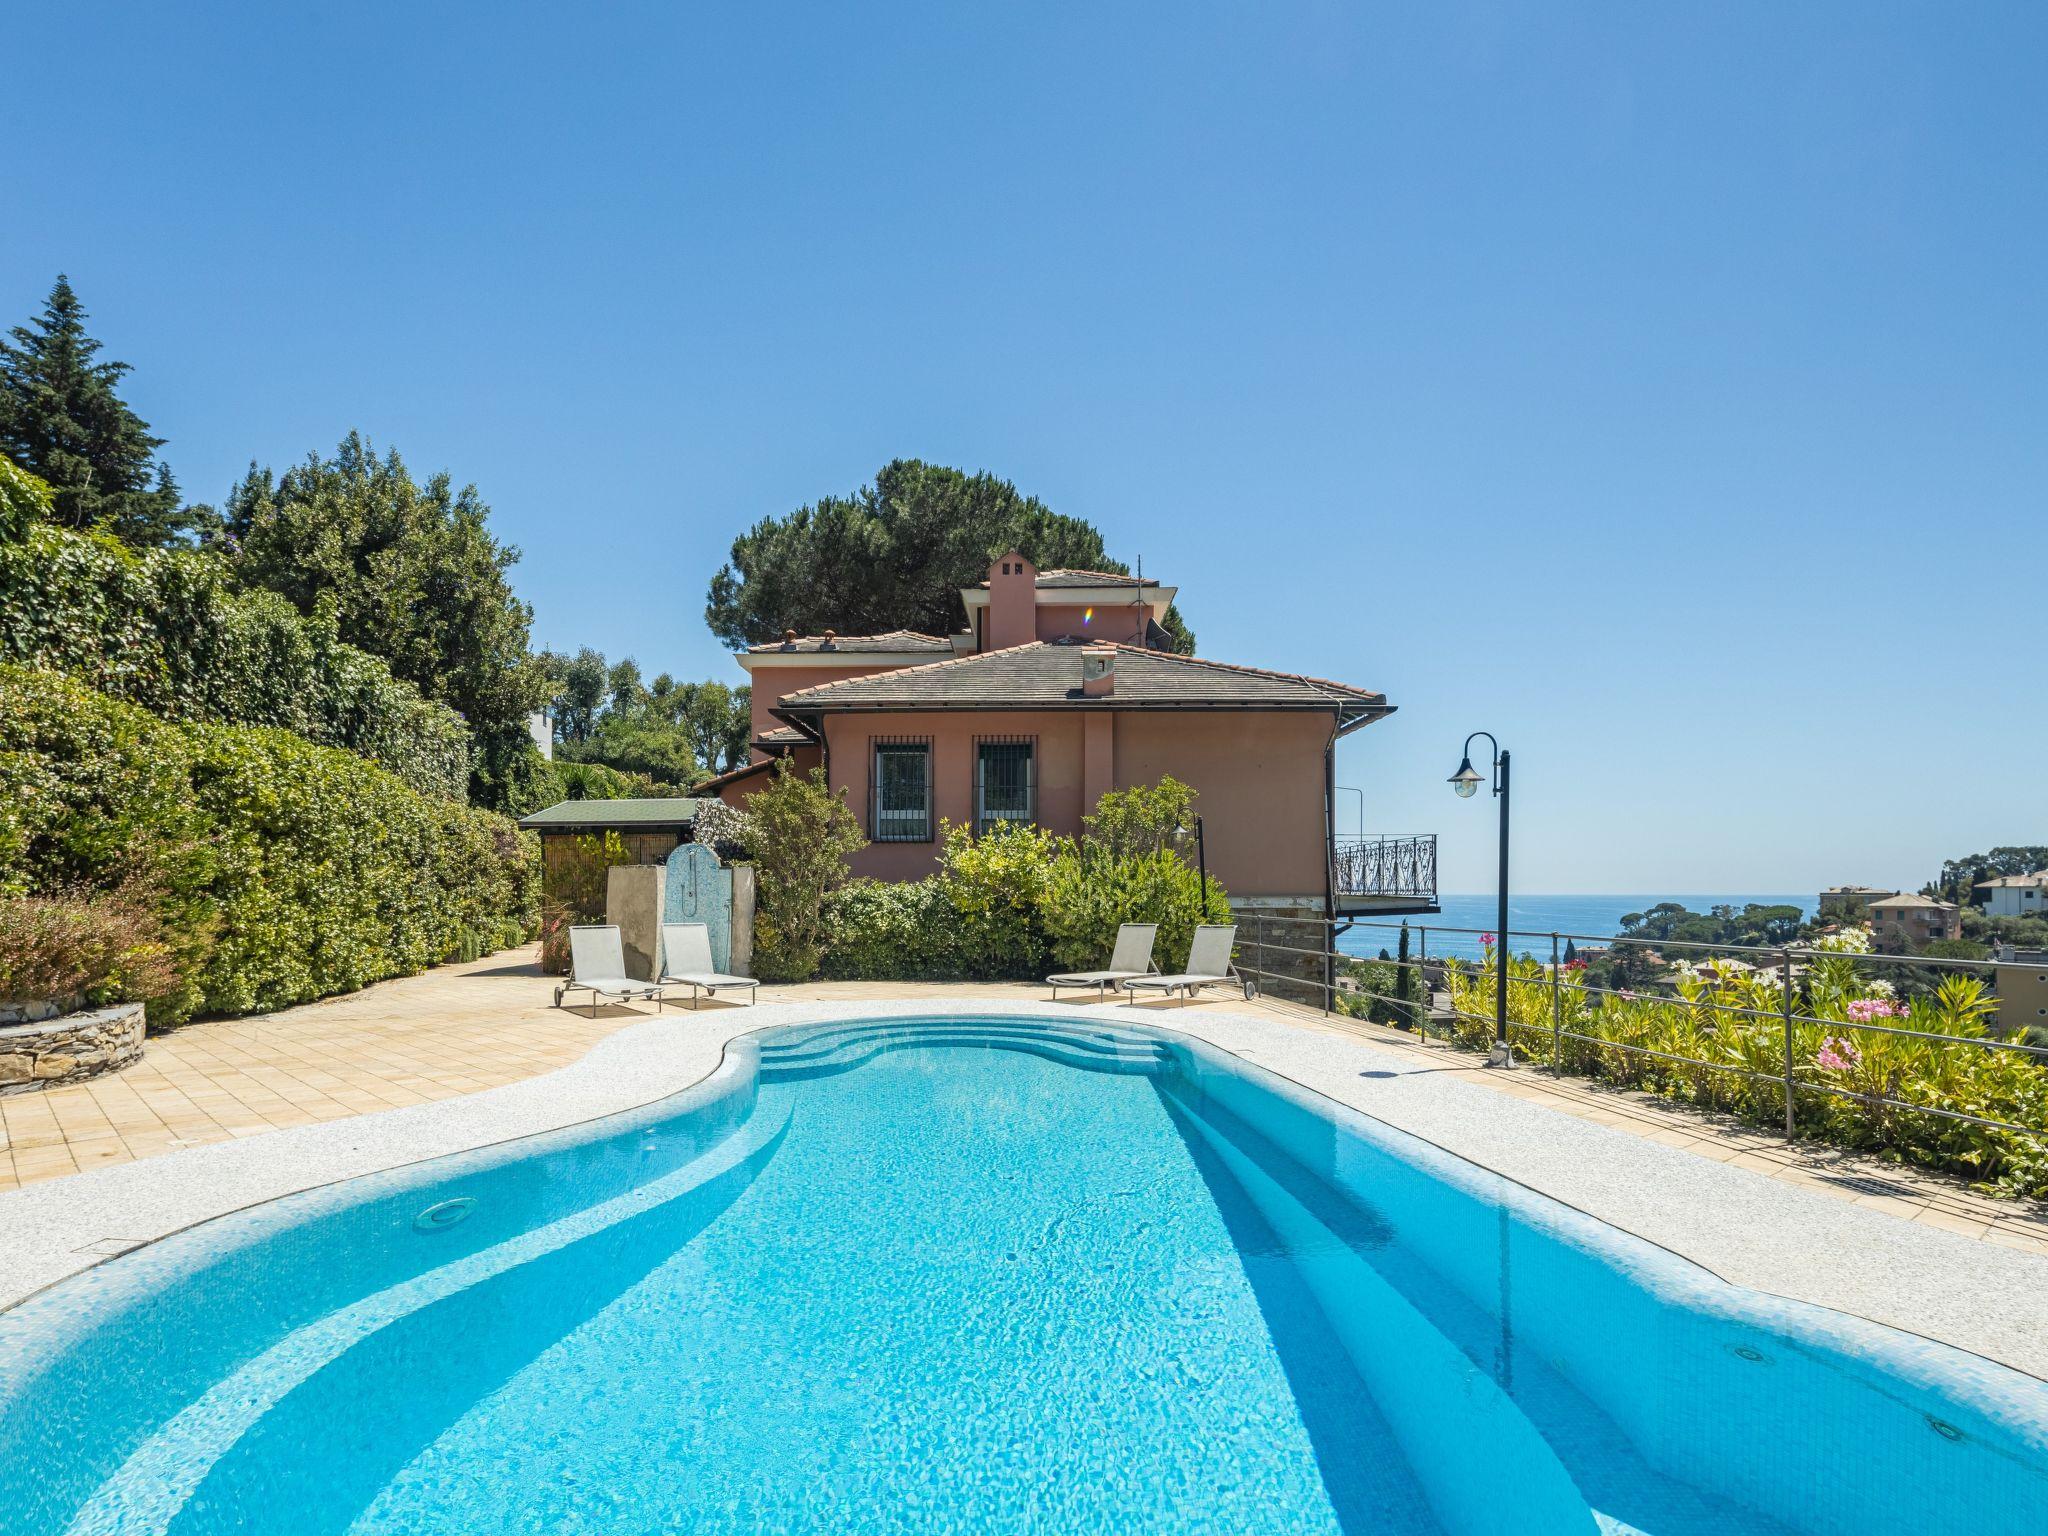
[1333,833,1438,911]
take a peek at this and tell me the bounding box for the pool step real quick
[1170,1099,1600,1536]
[757,1019,1170,1081]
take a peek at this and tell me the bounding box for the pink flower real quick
[1564,958,1587,972]
[1845,998,1905,1023]
[1480,932,1496,946]
[1815,1036,1861,1071]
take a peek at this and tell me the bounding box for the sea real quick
[1331,894,1815,964]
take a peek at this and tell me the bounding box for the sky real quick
[5,2,2043,894]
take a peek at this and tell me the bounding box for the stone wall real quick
[0,1003,146,1094]
[1234,900,1333,1008]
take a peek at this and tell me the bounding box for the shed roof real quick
[517,797,708,831]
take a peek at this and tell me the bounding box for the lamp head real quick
[1449,756,1483,799]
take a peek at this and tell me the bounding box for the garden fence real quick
[1236,914,2048,1151]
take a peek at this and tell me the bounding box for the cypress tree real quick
[1396,921,1415,1028]
[0,275,198,546]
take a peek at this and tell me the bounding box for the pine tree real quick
[0,275,199,546]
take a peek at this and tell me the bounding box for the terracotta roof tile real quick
[771,641,1388,725]
[745,630,951,655]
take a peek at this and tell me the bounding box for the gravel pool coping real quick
[2,997,2043,1381]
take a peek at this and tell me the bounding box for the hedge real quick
[0,525,469,799]
[814,824,1229,983]
[0,664,537,1026]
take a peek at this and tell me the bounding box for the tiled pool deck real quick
[4,945,2044,1263]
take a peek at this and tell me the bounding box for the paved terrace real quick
[4,945,2045,1263]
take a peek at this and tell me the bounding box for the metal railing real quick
[1332,834,1437,901]
[1235,914,2048,1156]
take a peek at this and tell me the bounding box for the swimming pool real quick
[1,1017,2042,1534]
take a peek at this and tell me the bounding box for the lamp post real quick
[1449,733,1512,1067]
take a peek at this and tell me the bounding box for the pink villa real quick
[706,553,1437,927]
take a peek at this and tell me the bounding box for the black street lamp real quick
[1449,733,1512,1067]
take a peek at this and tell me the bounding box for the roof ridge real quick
[774,641,1051,700]
[1100,642,1385,703]
[746,629,949,652]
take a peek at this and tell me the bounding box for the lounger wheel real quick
[553,984,566,1007]
[1241,976,1257,1000]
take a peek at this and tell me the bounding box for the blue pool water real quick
[1,1018,2043,1534]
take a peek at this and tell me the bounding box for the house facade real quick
[1867,892,1963,953]
[1975,871,2048,919]
[707,552,1434,923]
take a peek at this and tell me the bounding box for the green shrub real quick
[935,820,1064,979]
[814,825,1228,985]
[1039,846,1228,976]
[803,780,1228,985]
[746,762,865,981]
[819,879,963,980]
[0,524,469,798]
[538,758,677,805]
[0,454,54,542]
[0,664,536,1025]
[1083,775,1199,859]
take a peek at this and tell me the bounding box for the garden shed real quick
[518,798,711,887]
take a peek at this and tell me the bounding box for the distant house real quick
[703,550,1438,926]
[1867,892,1962,953]
[1818,885,1894,919]
[1975,871,2048,919]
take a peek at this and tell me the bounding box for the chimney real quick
[986,549,1037,650]
[1081,646,1116,697]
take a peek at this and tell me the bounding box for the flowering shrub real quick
[1815,1037,1860,1072]
[689,800,754,860]
[1441,937,2047,1197]
[0,874,195,1009]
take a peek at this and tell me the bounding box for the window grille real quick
[871,738,933,842]
[974,737,1035,832]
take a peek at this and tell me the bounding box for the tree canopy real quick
[219,433,550,806]
[704,459,1195,654]
[539,646,751,788]
[0,276,199,546]
[1924,847,2048,906]
[1617,901,1808,950]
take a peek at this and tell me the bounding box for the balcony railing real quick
[1333,833,1437,903]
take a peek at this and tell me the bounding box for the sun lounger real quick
[658,921,759,1009]
[555,925,665,1016]
[1046,923,1160,1001]
[1119,924,1249,1001]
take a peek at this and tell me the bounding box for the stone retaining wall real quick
[0,1003,146,1094]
